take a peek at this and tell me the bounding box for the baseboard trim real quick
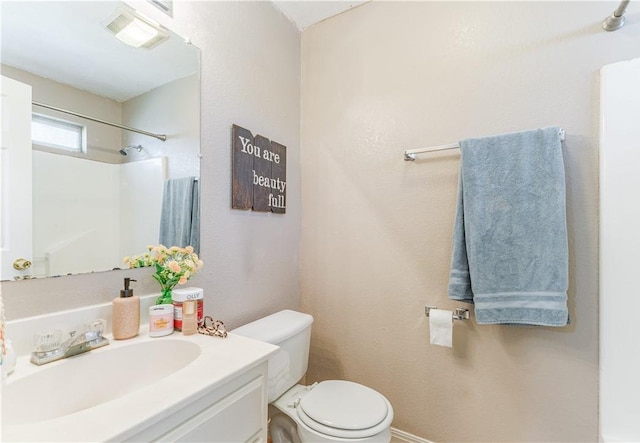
[391,427,433,443]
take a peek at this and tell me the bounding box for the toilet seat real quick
[296,380,393,439]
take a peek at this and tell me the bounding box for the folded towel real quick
[159,177,200,253]
[448,127,569,326]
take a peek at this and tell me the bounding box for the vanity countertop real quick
[1,331,278,442]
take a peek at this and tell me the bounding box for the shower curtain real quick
[159,176,200,254]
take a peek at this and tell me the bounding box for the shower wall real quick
[32,152,166,276]
[119,157,167,259]
[32,151,121,275]
[600,57,640,443]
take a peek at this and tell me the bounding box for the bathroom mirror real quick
[0,1,200,281]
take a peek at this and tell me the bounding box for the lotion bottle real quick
[113,278,140,340]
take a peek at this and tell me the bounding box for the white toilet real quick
[233,310,394,443]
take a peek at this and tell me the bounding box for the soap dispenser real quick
[112,278,140,340]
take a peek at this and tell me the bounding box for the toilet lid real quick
[297,380,392,438]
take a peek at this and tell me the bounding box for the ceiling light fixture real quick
[103,7,168,49]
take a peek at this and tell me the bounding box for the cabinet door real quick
[160,375,265,442]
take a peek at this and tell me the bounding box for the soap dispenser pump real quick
[112,278,140,340]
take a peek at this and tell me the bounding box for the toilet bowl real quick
[233,310,393,443]
[272,381,393,442]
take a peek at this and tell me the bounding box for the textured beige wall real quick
[2,1,301,328]
[1,64,123,163]
[300,2,639,441]
[122,74,200,179]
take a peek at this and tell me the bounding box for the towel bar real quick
[425,305,470,321]
[404,128,566,161]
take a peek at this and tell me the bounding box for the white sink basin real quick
[2,339,200,426]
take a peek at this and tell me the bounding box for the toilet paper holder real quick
[425,305,470,321]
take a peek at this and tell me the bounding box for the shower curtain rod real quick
[32,101,167,142]
[603,0,631,31]
[403,128,565,161]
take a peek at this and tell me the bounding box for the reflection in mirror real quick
[0,1,200,281]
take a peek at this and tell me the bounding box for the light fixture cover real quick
[102,7,169,49]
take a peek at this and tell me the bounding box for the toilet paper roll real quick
[429,309,453,348]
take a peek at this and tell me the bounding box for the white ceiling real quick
[0,1,362,102]
[1,1,199,102]
[272,1,367,31]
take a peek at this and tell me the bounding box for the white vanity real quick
[2,297,278,442]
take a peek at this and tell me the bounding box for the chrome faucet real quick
[30,320,110,366]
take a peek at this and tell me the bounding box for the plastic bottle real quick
[172,287,204,331]
[181,300,197,336]
[112,278,140,340]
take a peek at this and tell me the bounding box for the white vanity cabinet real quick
[125,361,269,442]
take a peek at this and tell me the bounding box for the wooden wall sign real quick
[232,124,286,213]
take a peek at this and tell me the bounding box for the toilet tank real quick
[233,310,313,402]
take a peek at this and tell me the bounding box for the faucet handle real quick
[81,319,107,342]
[34,329,63,352]
[83,319,106,334]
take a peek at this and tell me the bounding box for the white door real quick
[0,75,33,280]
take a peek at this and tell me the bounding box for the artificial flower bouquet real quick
[124,245,203,304]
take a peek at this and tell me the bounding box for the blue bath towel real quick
[447,127,568,326]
